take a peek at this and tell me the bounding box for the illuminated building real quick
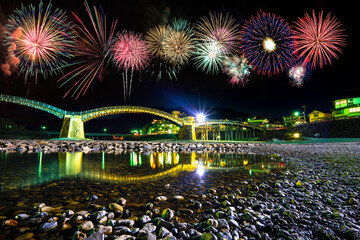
[308,110,331,123]
[283,112,307,127]
[147,119,180,135]
[332,97,360,119]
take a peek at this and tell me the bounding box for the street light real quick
[103,128,107,132]
[41,126,47,130]
[196,113,206,123]
[293,111,300,117]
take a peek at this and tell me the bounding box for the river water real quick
[0,151,285,192]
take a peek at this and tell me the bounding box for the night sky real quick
[0,0,358,133]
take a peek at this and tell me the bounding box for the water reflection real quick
[0,151,285,191]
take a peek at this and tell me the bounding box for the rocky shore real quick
[1,139,360,240]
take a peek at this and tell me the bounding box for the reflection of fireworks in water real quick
[223,55,252,86]
[240,11,296,76]
[288,64,308,87]
[4,1,74,83]
[58,1,117,99]
[112,31,151,101]
[292,10,346,69]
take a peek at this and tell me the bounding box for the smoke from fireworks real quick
[239,11,296,76]
[292,10,346,69]
[112,31,151,101]
[58,1,117,99]
[4,1,74,82]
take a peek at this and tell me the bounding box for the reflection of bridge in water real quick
[0,94,264,141]
[0,151,285,191]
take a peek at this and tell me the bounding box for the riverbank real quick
[1,140,360,239]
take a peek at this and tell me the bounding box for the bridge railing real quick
[0,94,66,118]
[80,106,184,125]
[195,119,265,130]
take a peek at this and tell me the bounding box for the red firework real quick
[112,31,151,101]
[292,10,346,69]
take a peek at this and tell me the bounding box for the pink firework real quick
[292,10,346,69]
[112,31,151,101]
[288,64,307,87]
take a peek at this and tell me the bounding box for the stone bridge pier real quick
[59,115,85,139]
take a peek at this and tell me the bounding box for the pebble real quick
[1,140,360,240]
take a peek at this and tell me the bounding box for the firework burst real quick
[145,24,169,59]
[195,12,241,55]
[57,1,117,99]
[288,64,310,87]
[193,12,241,74]
[223,55,252,86]
[162,27,195,67]
[239,11,296,76]
[4,0,74,83]
[292,10,346,69]
[112,31,151,101]
[193,40,226,74]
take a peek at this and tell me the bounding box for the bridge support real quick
[178,124,196,141]
[59,115,85,139]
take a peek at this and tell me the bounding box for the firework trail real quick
[4,0,74,83]
[223,55,252,86]
[111,31,151,101]
[292,10,346,69]
[239,11,296,76]
[58,1,117,99]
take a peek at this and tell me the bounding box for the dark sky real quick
[0,0,358,133]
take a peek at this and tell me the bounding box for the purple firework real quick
[239,11,296,76]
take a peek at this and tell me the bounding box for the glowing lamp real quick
[196,166,205,176]
[294,111,300,116]
[196,113,206,123]
[293,133,300,138]
[263,37,276,52]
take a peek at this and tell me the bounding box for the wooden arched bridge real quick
[0,94,264,140]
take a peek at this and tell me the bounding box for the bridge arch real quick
[0,94,65,119]
[0,94,185,139]
[80,106,184,126]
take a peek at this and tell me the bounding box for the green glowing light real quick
[41,126,47,130]
[103,128,107,132]
[38,152,43,177]
[294,111,300,116]
[102,152,105,170]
